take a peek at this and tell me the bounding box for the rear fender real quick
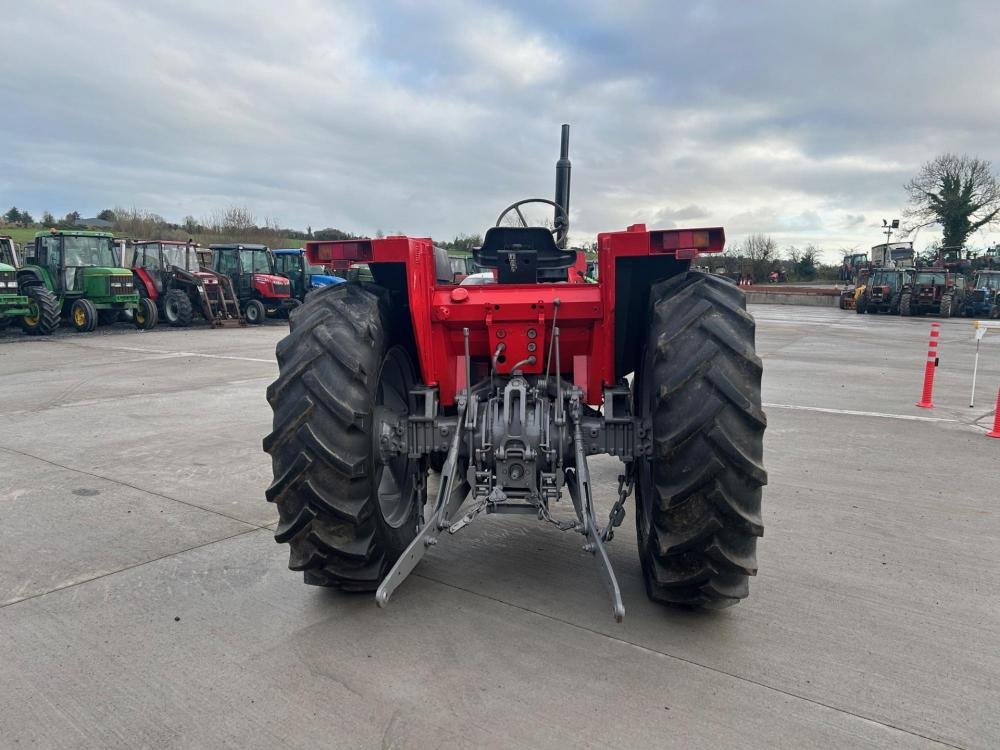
[16,266,51,291]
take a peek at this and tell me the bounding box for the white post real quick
[970,337,980,408]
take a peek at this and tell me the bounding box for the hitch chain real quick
[600,466,634,542]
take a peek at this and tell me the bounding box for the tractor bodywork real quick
[307,225,722,409]
[208,244,294,324]
[130,241,244,327]
[858,268,914,314]
[17,230,155,333]
[0,237,30,327]
[265,126,766,619]
[900,269,965,317]
[273,248,342,304]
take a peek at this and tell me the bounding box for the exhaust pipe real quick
[554,124,571,248]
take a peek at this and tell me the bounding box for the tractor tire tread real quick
[637,271,766,609]
[265,283,412,591]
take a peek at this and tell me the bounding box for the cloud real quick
[2,0,999,264]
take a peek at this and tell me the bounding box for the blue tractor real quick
[272,248,344,314]
[962,270,1000,318]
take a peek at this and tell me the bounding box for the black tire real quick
[991,304,1000,319]
[264,283,424,590]
[19,285,61,335]
[0,316,11,330]
[900,292,911,316]
[245,299,265,324]
[856,297,866,314]
[134,297,158,330]
[635,271,766,609]
[939,294,952,319]
[71,298,98,332]
[163,289,193,327]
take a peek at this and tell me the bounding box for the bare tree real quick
[904,154,1000,251]
[741,233,777,281]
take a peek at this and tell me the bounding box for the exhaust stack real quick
[554,124,571,248]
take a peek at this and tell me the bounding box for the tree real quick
[97,209,117,222]
[741,233,777,281]
[62,211,81,226]
[42,211,55,226]
[905,154,1000,252]
[20,210,34,225]
[4,207,22,224]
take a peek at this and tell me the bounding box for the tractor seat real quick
[474,227,577,283]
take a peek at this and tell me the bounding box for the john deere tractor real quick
[0,237,31,331]
[17,230,157,334]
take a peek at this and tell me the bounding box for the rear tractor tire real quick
[635,271,767,609]
[163,289,194,327]
[939,294,952,319]
[19,285,61,335]
[264,283,425,590]
[245,299,265,325]
[899,292,911,316]
[134,298,158,330]
[71,299,99,332]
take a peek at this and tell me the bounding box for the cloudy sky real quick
[3,1,1000,261]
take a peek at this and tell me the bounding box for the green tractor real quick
[17,229,158,334]
[0,237,31,331]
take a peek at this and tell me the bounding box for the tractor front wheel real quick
[939,294,952,319]
[134,298,158,330]
[900,292,911,316]
[264,284,425,590]
[20,286,61,335]
[164,289,193,327]
[245,299,265,325]
[634,271,766,608]
[71,299,99,332]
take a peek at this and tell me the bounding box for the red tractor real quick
[129,240,244,327]
[264,126,766,619]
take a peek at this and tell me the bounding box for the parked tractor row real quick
[0,231,344,335]
[838,244,1000,319]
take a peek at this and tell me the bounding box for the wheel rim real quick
[165,298,178,321]
[136,307,146,325]
[248,304,259,322]
[24,301,39,326]
[73,307,86,327]
[373,348,417,529]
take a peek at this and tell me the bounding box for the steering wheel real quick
[495,198,568,246]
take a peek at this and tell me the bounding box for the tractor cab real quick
[272,248,342,303]
[131,241,203,293]
[28,231,129,296]
[208,244,293,324]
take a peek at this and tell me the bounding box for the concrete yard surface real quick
[1,307,998,749]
